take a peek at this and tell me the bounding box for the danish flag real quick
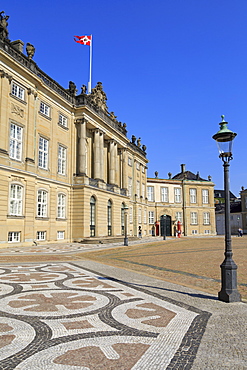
[74,35,92,45]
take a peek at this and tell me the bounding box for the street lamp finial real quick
[221,115,225,122]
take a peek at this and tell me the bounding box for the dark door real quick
[160,215,171,236]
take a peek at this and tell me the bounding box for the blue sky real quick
[2,0,247,196]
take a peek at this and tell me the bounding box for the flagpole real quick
[88,34,92,94]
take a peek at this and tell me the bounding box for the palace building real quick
[0,13,149,247]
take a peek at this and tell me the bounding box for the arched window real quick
[121,203,125,236]
[90,196,96,237]
[107,200,112,236]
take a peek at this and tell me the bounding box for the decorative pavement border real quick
[0,262,211,369]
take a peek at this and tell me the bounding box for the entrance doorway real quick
[160,215,172,236]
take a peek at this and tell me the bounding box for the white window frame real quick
[191,212,198,225]
[40,101,50,117]
[190,188,197,203]
[11,82,24,100]
[147,186,154,202]
[37,231,46,241]
[202,189,209,204]
[161,187,168,202]
[204,230,210,234]
[38,137,49,169]
[192,229,198,235]
[9,184,23,216]
[58,113,68,128]
[136,181,140,197]
[174,188,181,203]
[129,206,133,223]
[136,162,140,170]
[37,190,48,218]
[57,193,66,219]
[57,231,65,240]
[8,231,20,242]
[9,123,23,161]
[128,177,132,197]
[58,145,67,175]
[203,212,210,225]
[148,211,154,224]
[175,212,183,223]
[138,207,142,224]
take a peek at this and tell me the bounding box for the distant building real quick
[214,189,238,204]
[147,164,216,237]
[215,202,242,235]
[240,187,247,234]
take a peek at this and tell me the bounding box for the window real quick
[8,231,20,242]
[147,186,154,202]
[9,123,23,161]
[144,208,147,224]
[161,187,168,202]
[136,181,140,197]
[11,82,24,100]
[202,189,209,204]
[203,212,210,225]
[57,193,66,218]
[190,188,197,203]
[129,206,133,223]
[58,145,67,175]
[148,211,154,224]
[90,196,96,237]
[37,190,47,217]
[136,162,140,170]
[38,137,48,169]
[9,184,23,216]
[57,231,65,240]
[191,212,198,225]
[175,212,183,223]
[128,177,132,197]
[142,183,145,198]
[128,157,132,166]
[37,231,46,241]
[174,188,181,203]
[192,230,198,235]
[107,200,112,236]
[40,101,50,117]
[59,113,68,128]
[138,208,142,223]
[142,166,145,173]
[204,230,210,234]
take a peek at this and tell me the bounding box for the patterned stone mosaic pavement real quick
[0,262,210,369]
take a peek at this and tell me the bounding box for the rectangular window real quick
[136,181,140,197]
[191,212,198,225]
[144,208,147,224]
[9,184,23,216]
[202,189,209,204]
[58,145,67,175]
[192,229,198,235]
[136,162,140,170]
[175,212,183,222]
[161,187,168,202]
[37,231,46,241]
[142,183,145,198]
[8,231,20,242]
[138,208,142,224]
[129,206,133,223]
[9,123,23,161]
[174,188,181,203]
[128,157,132,166]
[57,231,65,240]
[142,166,145,173]
[147,186,154,202]
[38,137,48,169]
[11,82,24,100]
[204,230,210,234]
[128,177,132,197]
[40,101,50,117]
[37,190,47,217]
[190,188,197,203]
[148,211,154,224]
[57,193,66,218]
[203,212,210,225]
[59,113,68,127]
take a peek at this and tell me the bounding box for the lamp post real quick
[212,115,241,302]
[123,205,129,246]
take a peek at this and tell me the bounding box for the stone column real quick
[99,131,104,180]
[77,119,87,175]
[94,129,101,179]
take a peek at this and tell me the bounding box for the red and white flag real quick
[74,35,92,45]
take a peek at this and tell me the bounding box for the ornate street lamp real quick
[123,205,129,246]
[212,115,241,302]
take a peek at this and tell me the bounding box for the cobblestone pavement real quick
[0,238,246,369]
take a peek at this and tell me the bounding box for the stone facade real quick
[0,28,148,247]
[147,165,216,237]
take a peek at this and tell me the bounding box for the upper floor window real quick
[161,187,168,202]
[129,206,133,223]
[40,101,50,117]
[144,208,147,224]
[38,137,48,169]
[57,193,66,219]
[128,177,132,197]
[147,186,154,202]
[136,162,140,170]
[142,166,145,173]
[11,82,24,100]
[175,212,182,223]
[138,208,142,223]
[174,188,181,203]
[190,188,197,203]
[190,212,198,225]
[9,184,23,216]
[136,181,140,197]
[142,183,145,198]
[37,190,48,217]
[128,157,132,166]
[58,145,67,175]
[202,189,209,204]
[9,123,23,161]
[58,113,68,128]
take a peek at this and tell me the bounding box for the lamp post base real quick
[124,237,128,246]
[218,259,241,302]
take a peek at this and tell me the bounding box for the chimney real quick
[11,40,24,53]
[181,164,186,173]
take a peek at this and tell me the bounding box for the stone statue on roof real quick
[0,11,10,40]
[26,43,35,60]
[88,82,108,112]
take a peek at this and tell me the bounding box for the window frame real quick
[161,187,168,202]
[39,101,50,118]
[8,231,20,243]
[147,186,154,202]
[37,231,46,241]
[148,211,154,224]
[9,184,23,216]
[58,145,67,175]
[190,188,197,203]
[58,113,68,128]
[202,189,209,204]
[203,212,210,225]
[9,123,23,161]
[57,193,66,219]
[38,137,49,170]
[11,82,25,101]
[174,188,181,203]
[37,189,48,218]
[190,212,198,225]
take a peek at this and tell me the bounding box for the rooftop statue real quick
[26,43,35,60]
[0,11,10,40]
[88,82,108,112]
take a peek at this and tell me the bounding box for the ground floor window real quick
[57,231,65,239]
[108,200,112,236]
[37,231,46,241]
[8,231,20,242]
[90,196,96,237]
[204,230,210,234]
[192,229,198,235]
